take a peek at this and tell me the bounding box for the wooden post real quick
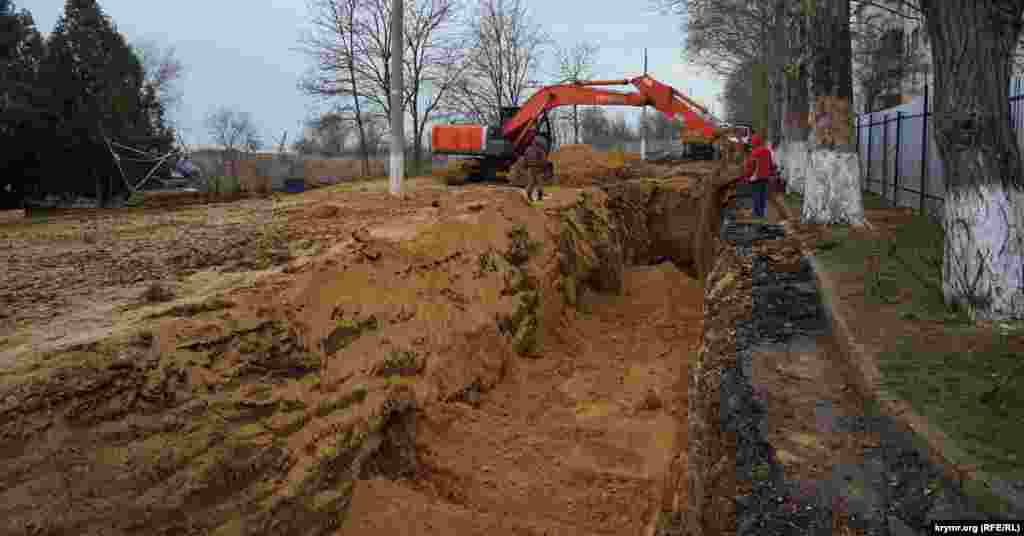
[389,0,405,196]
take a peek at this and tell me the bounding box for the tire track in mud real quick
[343,263,705,535]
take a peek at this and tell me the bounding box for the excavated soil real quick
[549,145,643,187]
[0,167,717,535]
[344,262,702,534]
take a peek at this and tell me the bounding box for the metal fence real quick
[856,78,1024,218]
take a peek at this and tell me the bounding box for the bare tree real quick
[673,0,771,76]
[301,0,466,174]
[296,110,353,156]
[204,107,262,176]
[663,0,784,141]
[133,38,185,121]
[578,106,610,144]
[639,110,683,141]
[299,0,373,176]
[448,0,549,125]
[363,116,387,155]
[403,0,468,173]
[554,41,599,144]
[917,0,1024,321]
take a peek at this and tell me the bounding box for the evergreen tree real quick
[39,0,173,204]
[0,0,46,208]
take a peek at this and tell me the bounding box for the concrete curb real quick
[770,193,1024,518]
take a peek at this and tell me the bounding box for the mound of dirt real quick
[0,170,738,534]
[310,204,340,219]
[549,145,643,187]
[659,160,721,180]
[0,187,561,535]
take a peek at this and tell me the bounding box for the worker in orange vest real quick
[738,134,778,219]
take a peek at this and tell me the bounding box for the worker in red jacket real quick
[738,134,778,219]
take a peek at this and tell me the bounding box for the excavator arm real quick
[501,75,722,155]
[430,74,737,182]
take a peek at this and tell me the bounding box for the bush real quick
[125,191,146,207]
[206,175,242,196]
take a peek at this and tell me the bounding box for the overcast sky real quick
[25,0,724,147]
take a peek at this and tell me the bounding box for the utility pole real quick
[641,48,648,161]
[389,0,405,196]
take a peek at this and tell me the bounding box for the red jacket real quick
[741,136,777,182]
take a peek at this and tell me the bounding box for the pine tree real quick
[39,0,173,204]
[0,0,46,208]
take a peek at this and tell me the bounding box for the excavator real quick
[430,75,749,183]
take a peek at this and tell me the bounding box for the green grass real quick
[789,188,1024,503]
[789,191,952,320]
[376,350,419,377]
[314,386,368,417]
[861,190,894,211]
[879,333,1024,482]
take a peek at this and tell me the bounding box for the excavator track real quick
[440,158,512,186]
[440,160,482,186]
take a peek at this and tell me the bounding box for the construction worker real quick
[738,133,777,219]
[523,134,551,202]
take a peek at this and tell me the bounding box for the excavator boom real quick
[430,74,733,180]
[500,75,719,151]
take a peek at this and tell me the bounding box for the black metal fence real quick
[855,79,1024,218]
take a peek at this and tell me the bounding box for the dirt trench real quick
[0,169,731,535]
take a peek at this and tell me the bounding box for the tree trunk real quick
[781,64,812,196]
[759,5,779,145]
[919,0,1024,321]
[802,0,864,226]
[347,3,370,178]
[768,0,788,147]
[412,105,424,176]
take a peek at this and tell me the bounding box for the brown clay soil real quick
[0,168,706,535]
[546,145,679,188]
[344,262,702,535]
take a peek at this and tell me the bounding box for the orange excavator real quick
[431,75,743,181]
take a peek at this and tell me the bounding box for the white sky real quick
[25,0,724,146]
